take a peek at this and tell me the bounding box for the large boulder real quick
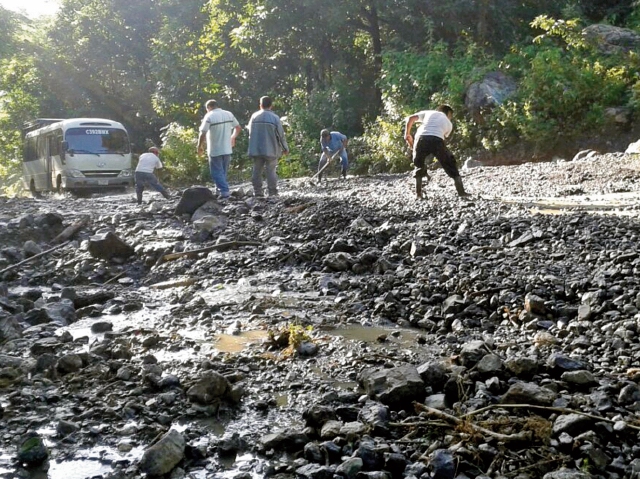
[464,71,516,123]
[626,139,640,154]
[358,365,425,409]
[88,232,134,260]
[186,370,230,404]
[583,24,640,54]
[138,429,185,477]
[0,316,22,342]
[175,187,215,216]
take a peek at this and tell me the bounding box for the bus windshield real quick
[65,128,130,155]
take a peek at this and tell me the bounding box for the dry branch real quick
[462,403,640,432]
[52,216,89,244]
[0,241,70,276]
[414,402,533,443]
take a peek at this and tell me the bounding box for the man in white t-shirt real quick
[404,104,470,199]
[197,99,241,199]
[135,146,171,204]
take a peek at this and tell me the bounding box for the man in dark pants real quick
[404,104,470,199]
[134,147,171,204]
[247,96,289,198]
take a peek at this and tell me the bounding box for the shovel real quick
[310,149,343,184]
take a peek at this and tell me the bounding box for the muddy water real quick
[41,275,421,478]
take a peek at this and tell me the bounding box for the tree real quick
[47,0,163,148]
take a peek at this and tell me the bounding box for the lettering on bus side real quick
[85,129,110,135]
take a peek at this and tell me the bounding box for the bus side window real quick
[37,136,46,158]
[24,137,36,162]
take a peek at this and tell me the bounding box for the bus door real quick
[46,135,54,190]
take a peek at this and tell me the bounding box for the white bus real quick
[23,118,134,195]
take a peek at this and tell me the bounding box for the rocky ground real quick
[2,152,640,479]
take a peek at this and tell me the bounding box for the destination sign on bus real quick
[86,129,110,135]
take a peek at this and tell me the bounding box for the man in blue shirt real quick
[318,129,348,182]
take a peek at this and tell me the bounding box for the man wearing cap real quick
[134,146,171,204]
[318,129,349,182]
[197,99,242,199]
[404,104,470,199]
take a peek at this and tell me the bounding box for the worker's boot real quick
[454,176,471,197]
[416,176,423,199]
[136,191,143,205]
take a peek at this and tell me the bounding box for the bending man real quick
[318,129,348,181]
[404,105,470,199]
[135,146,171,204]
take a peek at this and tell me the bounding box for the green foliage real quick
[480,16,634,151]
[358,115,410,173]
[3,0,640,190]
[158,123,208,185]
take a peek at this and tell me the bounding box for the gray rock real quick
[384,452,407,477]
[336,457,362,479]
[464,71,517,122]
[320,420,342,439]
[297,341,318,356]
[356,439,384,471]
[303,404,337,428]
[459,340,487,366]
[358,401,389,428]
[139,429,185,477]
[583,23,640,54]
[525,293,546,315]
[463,158,483,169]
[358,365,425,409]
[56,354,83,374]
[56,420,80,436]
[0,316,22,342]
[416,360,449,391]
[560,370,597,387]
[322,252,353,271]
[339,421,366,441]
[295,463,334,479]
[547,353,589,372]
[577,304,592,321]
[88,231,134,260]
[552,414,592,436]
[91,321,113,333]
[186,370,230,404]
[542,468,594,479]
[17,433,49,466]
[423,394,447,410]
[259,431,308,452]
[429,449,455,479]
[174,187,215,216]
[625,139,640,154]
[477,354,503,374]
[618,383,640,404]
[23,240,42,257]
[442,295,465,314]
[24,308,54,326]
[304,442,324,463]
[501,382,557,406]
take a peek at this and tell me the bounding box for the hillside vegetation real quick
[1,0,640,191]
